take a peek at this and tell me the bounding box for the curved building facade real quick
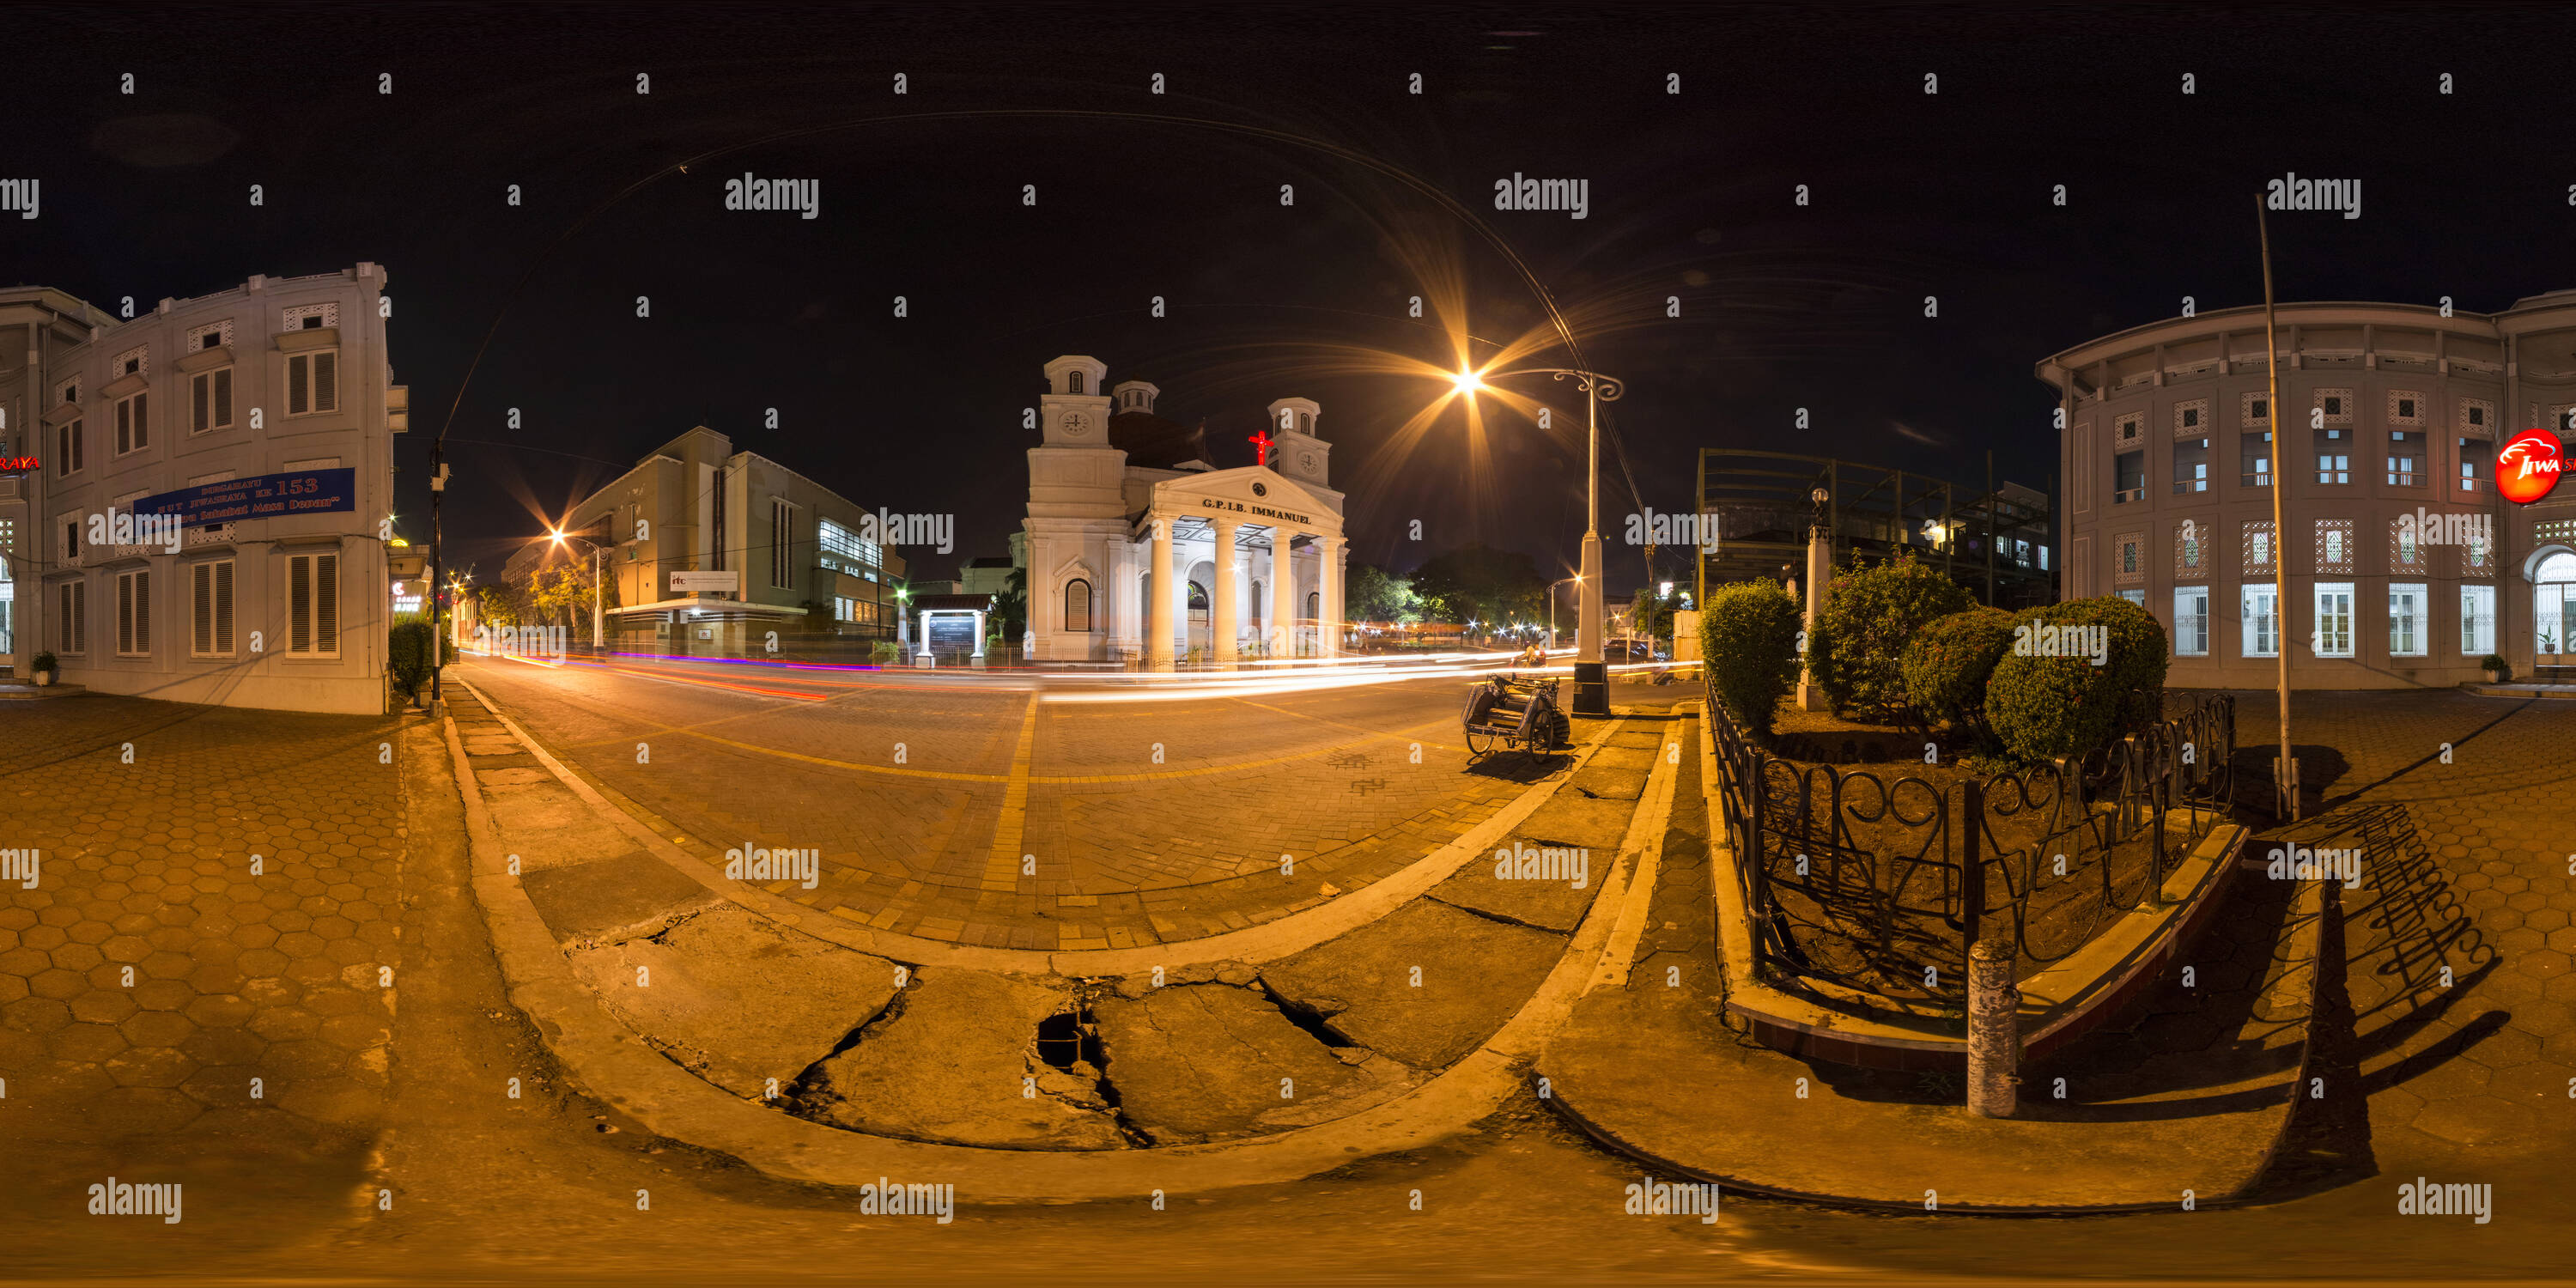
[2040,293,2576,689]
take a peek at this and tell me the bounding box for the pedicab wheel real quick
[1466,726,1497,757]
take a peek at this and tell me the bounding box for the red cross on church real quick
[1247,425,1276,467]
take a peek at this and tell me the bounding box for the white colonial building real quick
[1023,355,1347,666]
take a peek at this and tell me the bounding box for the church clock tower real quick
[1266,397,1331,488]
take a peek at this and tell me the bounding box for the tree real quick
[995,566,1028,641]
[471,583,522,630]
[1345,562,1421,625]
[1408,544,1546,630]
[1631,588,1679,647]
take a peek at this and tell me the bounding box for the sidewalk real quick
[1535,714,2325,1213]
[431,677,1694,1197]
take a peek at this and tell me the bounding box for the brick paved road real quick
[0,695,408,1201]
[458,654,1554,950]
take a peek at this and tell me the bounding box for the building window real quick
[285,349,338,416]
[2117,588,2146,606]
[2461,584,2496,656]
[2241,586,2277,657]
[2243,520,2275,574]
[817,518,880,576]
[2389,582,2427,657]
[2114,450,2145,503]
[2459,437,2488,491]
[1067,371,1084,394]
[2460,398,2491,431]
[191,368,234,433]
[1307,590,1321,618]
[2116,533,2143,584]
[2314,582,2354,658]
[57,418,82,476]
[2316,519,2354,574]
[1066,578,1093,632]
[2391,519,2423,572]
[769,498,795,590]
[2173,437,2208,493]
[2175,522,2204,576]
[58,579,87,654]
[2178,405,2201,430]
[115,569,150,656]
[114,392,149,455]
[287,551,340,657]
[2240,431,2271,487]
[2240,392,2270,427]
[2115,414,2142,447]
[192,559,236,657]
[2386,430,2423,485]
[2314,426,2350,484]
[2173,586,2209,656]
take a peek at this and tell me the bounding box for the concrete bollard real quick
[1965,938,2019,1118]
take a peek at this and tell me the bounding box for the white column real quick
[971,610,986,659]
[1212,517,1240,669]
[1319,535,1344,659]
[1273,532,1297,657]
[1145,515,1175,670]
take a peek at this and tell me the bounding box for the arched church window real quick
[1068,371,1085,394]
[1066,579,1093,632]
[1188,580,1209,611]
[1307,591,1320,618]
[1297,412,1312,433]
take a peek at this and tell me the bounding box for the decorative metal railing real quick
[1705,680,2236,1009]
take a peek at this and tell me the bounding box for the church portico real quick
[1024,356,1346,668]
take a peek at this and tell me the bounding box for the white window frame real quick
[2117,588,2146,606]
[2461,585,2496,657]
[2241,585,2278,658]
[2173,586,2209,656]
[286,551,340,658]
[1066,577,1093,632]
[57,417,83,477]
[2388,582,2427,658]
[115,568,150,657]
[285,349,339,417]
[2313,581,2354,658]
[191,365,234,434]
[192,558,237,658]
[114,390,149,456]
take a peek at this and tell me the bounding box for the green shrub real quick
[1699,580,1803,738]
[32,651,58,674]
[870,640,903,665]
[1985,596,2172,762]
[1901,607,2017,733]
[1807,553,1973,718]
[388,614,436,705]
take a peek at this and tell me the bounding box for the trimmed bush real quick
[1807,553,1974,718]
[1984,596,2172,762]
[1699,580,1803,738]
[388,614,436,706]
[870,640,903,665]
[1901,607,2017,732]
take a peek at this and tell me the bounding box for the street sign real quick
[669,570,741,594]
[135,467,355,526]
[2498,428,2564,505]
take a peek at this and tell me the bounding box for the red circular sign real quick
[2497,428,2565,505]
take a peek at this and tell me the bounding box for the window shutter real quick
[289,354,309,415]
[215,561,234,653]
[135,571,149,653]
[117,398,131,454]
[135,392,147,447]
[194,563,213,655]
[315,552,338,653]
[61,582,75,651]
[290,555,313,653]
[313,351,337,413]
[214,368,232,428]
[194,374,209,432]
[118,573,135,653]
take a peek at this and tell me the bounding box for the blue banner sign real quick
[135,468,357,527]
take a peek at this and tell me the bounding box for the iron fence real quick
[1705,679,2237,1010]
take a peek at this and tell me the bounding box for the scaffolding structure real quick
[1692,448,2056,611]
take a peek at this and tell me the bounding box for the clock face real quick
[1062,411,1091,436]
[1298,452,1318,471]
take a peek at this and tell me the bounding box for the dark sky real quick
[13,3,2576,594]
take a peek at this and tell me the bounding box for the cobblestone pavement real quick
[2222,687,2576,1180]
[0,694,409,1190]
[457,654,1569,950]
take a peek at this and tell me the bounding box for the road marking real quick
[982,696,1043,892]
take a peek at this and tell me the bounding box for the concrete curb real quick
[435,696,1686,1200]
[459,673,1625,974]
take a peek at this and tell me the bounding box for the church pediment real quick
[1153,467,1338,532]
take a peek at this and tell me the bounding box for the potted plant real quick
[30,651,58,686]
[2482,653,2509,683]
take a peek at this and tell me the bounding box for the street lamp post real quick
[1454,365,1623,715]
[1548,574,1582,652]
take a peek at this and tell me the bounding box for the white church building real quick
[1023,355,1347,667]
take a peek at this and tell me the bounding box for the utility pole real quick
[428,446,447,714]
[2257,196,2298,822]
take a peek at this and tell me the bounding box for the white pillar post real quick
[1212,517,1240,669]
[1319,535,1343,659]
[1273,532,1298,658]
[1145,515,1175,671]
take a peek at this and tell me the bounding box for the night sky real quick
[14,3,2576,594]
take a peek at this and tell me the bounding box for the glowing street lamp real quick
[546,526,606,652]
